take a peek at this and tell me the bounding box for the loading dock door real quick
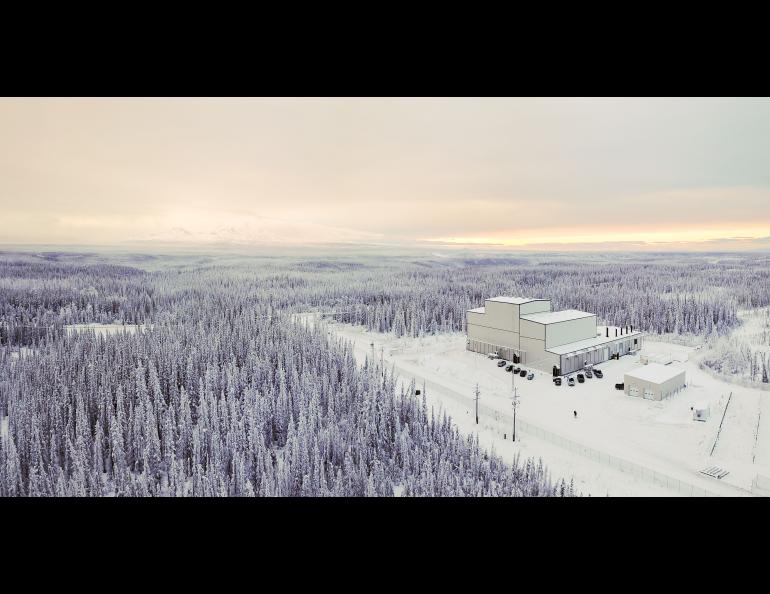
[643,388,654,400]
[629,385,640,397]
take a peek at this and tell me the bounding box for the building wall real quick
[466,298,642,375]
[518,335,545,367]
[624,370,686,401]
[467,323,519,349]
[467,323,559,371]
[545,316,597,349]
[527,346,560,372]
[467,337,520,361]
[483,300,519,332]
[466,310,486,330]
[557,334,644,375]
[560,349,607,374]
[519,300,551,315]
[520,319,544,341]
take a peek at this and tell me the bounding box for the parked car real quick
[577,373,585,383]
[514,367,520,374]
[585,369,593,378]
[519,369,527,377]
[594,369,603,378]
[568,377,575,387]
[615,382,624,390]
[505,364,514,372]
[553,377,562,386]
[488,351,499,359]
[527,373,534,380]
[415,389,421,396]
[497,360,507,367]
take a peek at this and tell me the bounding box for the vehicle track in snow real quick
[752,393,770,469]
[711,391,761,464]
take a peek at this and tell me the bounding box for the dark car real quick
[554,377,562,386]
[594,369,603,378]
[615,382,624,390]
[514,367,520,374]
[519,369,527,377]
[527,373,534,380]
[505,364,514,372]
[568,377,575,387]
[577,373,585,383]
[497,360,507,367]
[585,369,593,378]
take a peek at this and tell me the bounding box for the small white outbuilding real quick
[624,363,686,401]
[692,402,710,422]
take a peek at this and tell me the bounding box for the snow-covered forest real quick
[320,253,770,338]
[700,308,770,385]
[0,252,570,497]
[4,252,768,345]
[3,249,770,496]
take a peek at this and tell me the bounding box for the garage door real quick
[629,385,640,397]
[643,388,655,400]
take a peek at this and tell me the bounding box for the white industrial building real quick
[624,363,686,401]
[466,296,643,375]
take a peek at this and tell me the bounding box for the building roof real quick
[467,306,486,314]
[520,309,595,325]
[486,296,544,305]
[546,329,643,355]
[625,363,685,384]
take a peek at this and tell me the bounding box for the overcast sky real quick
[2,97,770,249]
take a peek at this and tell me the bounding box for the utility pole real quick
[371,342,375,375]
[511,361,520,442]
[512,387,520,442]
[473,384,480,424]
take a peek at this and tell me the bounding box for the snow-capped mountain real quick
[141,217,382,245]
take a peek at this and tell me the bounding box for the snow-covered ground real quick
[63,323,150,337]
[8,346,34,361]
[307,315,768,496]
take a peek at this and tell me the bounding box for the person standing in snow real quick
[573,410,577,419]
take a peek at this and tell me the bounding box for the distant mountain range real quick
[140,217,383,246]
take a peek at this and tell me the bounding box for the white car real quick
[487,351,499,359]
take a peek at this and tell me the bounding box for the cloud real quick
[2,98,770,247]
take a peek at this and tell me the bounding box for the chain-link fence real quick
[513,418,722,497]
[363,342,729,498]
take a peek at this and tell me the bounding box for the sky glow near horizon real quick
[2,97,770,250]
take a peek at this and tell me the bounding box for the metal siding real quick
[519,300,552,315]
[483,300,519,332]
[545,316,597,349]
[467,323,519,349]
[520,319,544,340]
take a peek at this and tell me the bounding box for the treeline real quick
[5,253,770,347]
[0,260,151,342]
[292,257,758,338]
